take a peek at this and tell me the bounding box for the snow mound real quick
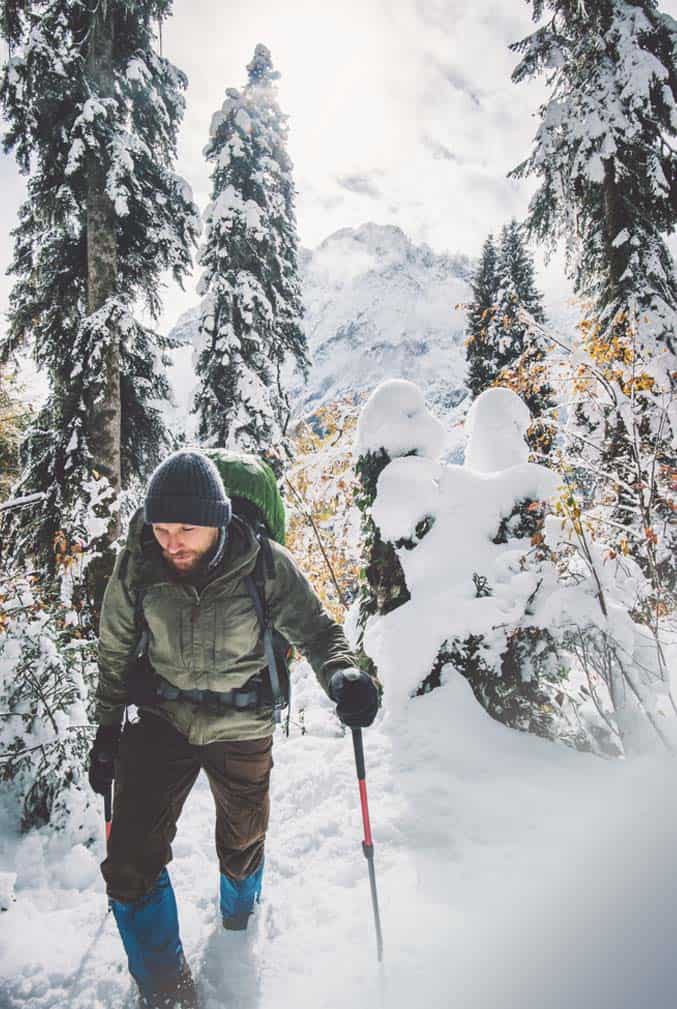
[355,379,445,459]
[362,382,558,708]
[465,386,531,473]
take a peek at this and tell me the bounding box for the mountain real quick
[294,223,473,419]
[167,222,474,439]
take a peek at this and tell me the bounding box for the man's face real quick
[152,523,219,575]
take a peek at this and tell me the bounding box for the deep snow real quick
[1,653,676,1009]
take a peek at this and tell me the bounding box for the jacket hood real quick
[126,507,154,560]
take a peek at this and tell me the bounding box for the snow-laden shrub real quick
[356,381,631,754]
[353,381,445,679]
[0,572,98,837]
[0,478,147,838]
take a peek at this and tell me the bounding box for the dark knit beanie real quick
[144,450,232,528]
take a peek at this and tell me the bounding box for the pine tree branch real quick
[0,724,91,763]
[0,492,46,513]
[22,666,59,736]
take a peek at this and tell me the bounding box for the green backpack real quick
[203,448,291,727]
[202,449,286,545]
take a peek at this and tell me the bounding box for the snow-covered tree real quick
[194,43,308,454]
[510,0,677,605]
[465,234,499,398]
[466,222,553,455]
[0,367,28,502]
[0,1,199,580]
[355,380,647,754]
[0,1,198,833]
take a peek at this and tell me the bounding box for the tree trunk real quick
[85,0,121,613]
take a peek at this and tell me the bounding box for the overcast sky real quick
[1,0,676,338]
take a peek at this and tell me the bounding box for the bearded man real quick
[88,450,381,1009]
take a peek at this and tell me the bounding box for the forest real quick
[0,2,675,1008]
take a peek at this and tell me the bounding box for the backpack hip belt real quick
[154,672,269,712]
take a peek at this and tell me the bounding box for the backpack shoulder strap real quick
[133,585,149,662]
[244,525,285,724]
[115,545,149,663]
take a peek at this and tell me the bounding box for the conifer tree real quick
[490,221,545,373]
[194,43,308,455]
[0,1,199,580]
[466,223,553,454]
[510,0,677,604]
[465,234,499,398]
[0,367,27,502]
[0,2,198,831]
[492,221,554,455]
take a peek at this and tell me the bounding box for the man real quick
[88,450,381,1009]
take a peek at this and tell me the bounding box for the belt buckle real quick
[233,689,251,711]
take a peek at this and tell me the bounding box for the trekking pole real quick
[351,727,384,963]
[104,782,112,844]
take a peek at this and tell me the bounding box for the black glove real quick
[88,723,121,795]
[329,668,380,728]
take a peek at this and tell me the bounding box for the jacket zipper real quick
[184,587,199,668]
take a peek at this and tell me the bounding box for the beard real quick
[162,549,208,577]
[160,528,223,581]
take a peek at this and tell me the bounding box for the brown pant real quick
[101,712,274,903]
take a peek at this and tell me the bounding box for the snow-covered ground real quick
[1,653,675,1009]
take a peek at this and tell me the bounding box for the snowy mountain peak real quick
[305,222,473,290]
[295,222,473,425]
[315,222,412,262]
[168,222,474,442]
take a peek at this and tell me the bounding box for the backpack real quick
[204,448,292,718]
[202,449,286,546]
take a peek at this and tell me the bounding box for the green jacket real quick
[95,509,361,744]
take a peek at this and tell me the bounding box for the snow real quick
[1,373,676,1004]
[612,227,631,247]
[1,656,675,1009]
[355,379,445,459]
[80,98,108,124]
[235,108,252,134]
[464,387,531,472]
[207,187,266,241]
[365,455,559,705]
[0,872,16,911]
[125,58,148,85]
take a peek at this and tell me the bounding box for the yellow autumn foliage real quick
[285,398,364,623]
